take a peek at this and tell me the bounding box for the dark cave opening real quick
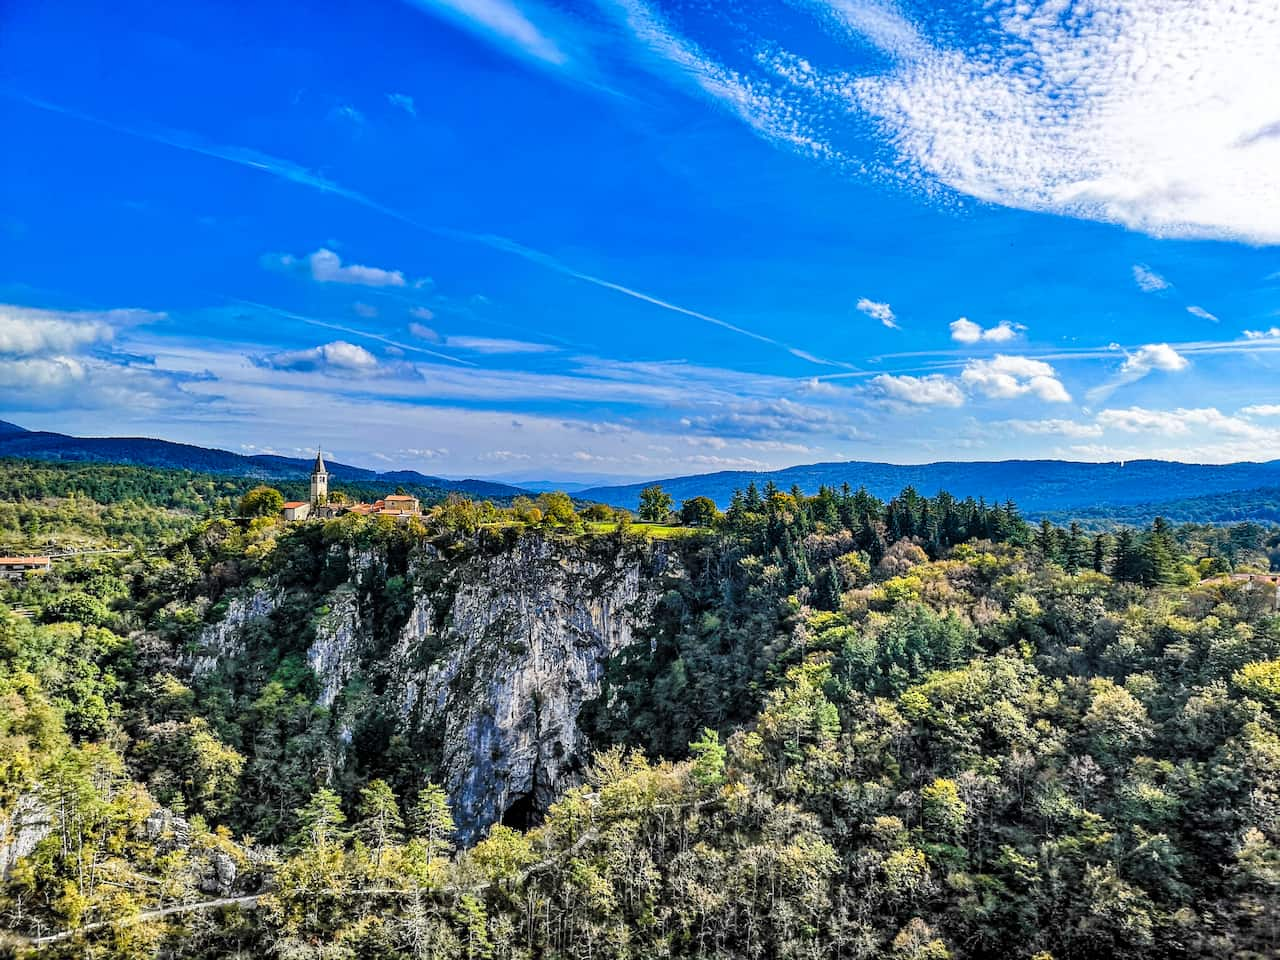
[500,792,540,831]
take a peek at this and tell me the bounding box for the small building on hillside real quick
[282,501,311,522]
[377,494,421,517]
[0,556,52,580]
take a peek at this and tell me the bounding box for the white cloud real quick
[1087,341,1190,404]
[1097,406,1273,441]
[950,317,1021,344]
[844,1,1280,243]
[601,0,835,158]
[408,321,442,343]
[999,418,1103,439]
[333,104,365,125]
[0,354,88,391]
[871,372,964,407]
[856,297,898,329]
[260,340,380,373]
[680,397,864,440]
[621,0,1280,243]
[0,305,192,413]
[0,304,155,355]
[1244,327,1280,340]
[960,354,1070,403]
[1132,264,1170,293]
[353,302,378,318]
[445,336,558,354]
[410,306,436,321]
[1242,404,1280,417]
[1120,343,1189,376]
[386,92,417,116]
[270,248,406,287]
[405,0,569,67]
[1186,305,1219,323]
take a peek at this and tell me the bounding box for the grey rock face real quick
[199,850,238,895]
[194,532,672,845]
[308,588,364,709]
[407,536,666,843]
[1,792,52,879]
[191,586,281,675]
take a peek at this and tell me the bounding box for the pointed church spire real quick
[310,446,329,507]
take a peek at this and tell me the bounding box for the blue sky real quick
[2,0,1279,481]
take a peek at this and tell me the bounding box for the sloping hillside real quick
[0,421,524,498]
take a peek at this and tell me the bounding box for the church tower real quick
[310,448,329,506]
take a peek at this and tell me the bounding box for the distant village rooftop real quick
[279,450,421,523]
[0,556,52,579]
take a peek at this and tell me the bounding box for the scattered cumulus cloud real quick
[1132,264,1170,292]
[871,373,964,407]
[1097,406,1272,440]
[0,304,141,355]
[267,248,406,287]
[1088,342,1190,403]
[1241,404,1280,417]
[1120,343,1189,376]
[258,340,380,374]
[949,317,1022,344]
[410,306,436,321]
[1186,305,1219,323]
[1244,327,1280,340]
[960,355,1071,403]
[353,302,378,318]
[856,297,898,329]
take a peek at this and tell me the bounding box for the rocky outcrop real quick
[1,792,52,879]
[308,588,364,709]
[404,536,667,843]
[191,586,281,675]
[195,532,674,844]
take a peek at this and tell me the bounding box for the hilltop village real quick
[279,450,420,522]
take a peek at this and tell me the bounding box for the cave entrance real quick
[501,792,540,831]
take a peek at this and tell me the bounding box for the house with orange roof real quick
[0,556,52,580]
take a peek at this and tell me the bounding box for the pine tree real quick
[413,783,457,859]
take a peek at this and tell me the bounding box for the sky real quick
[1,0,1279,482]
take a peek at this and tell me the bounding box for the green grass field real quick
[582,521,703,538]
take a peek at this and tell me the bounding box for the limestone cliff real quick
[190,532,673,843]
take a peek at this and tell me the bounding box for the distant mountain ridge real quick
[5,419,1280,521]
[0,420,525,498]
[578,457,1280,516]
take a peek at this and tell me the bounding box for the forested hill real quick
[581,457,1280,514]
[0,420,522,498]
[2,480,1278,958]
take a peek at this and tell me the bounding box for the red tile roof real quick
[0,557,51,565]
[282,501,308,509]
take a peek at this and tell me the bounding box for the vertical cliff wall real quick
[192,532,673,843]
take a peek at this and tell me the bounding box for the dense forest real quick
[1,463,1279,958]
